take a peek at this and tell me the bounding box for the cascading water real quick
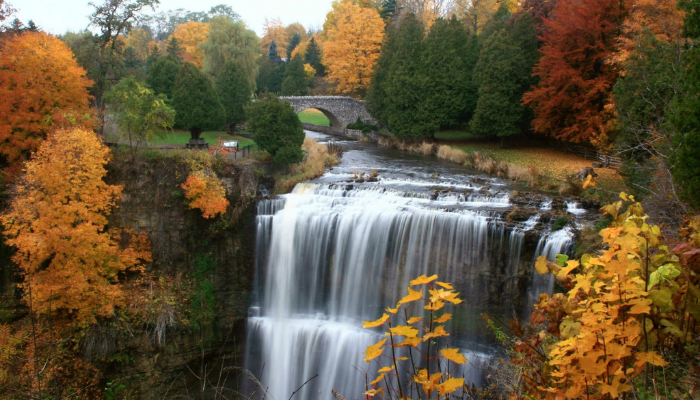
[244,131,590,399]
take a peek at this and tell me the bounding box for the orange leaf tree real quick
[522,0,624,146]
[323,1,385,96]
[171,21,210,69]
[0,128,151,324]
[181,170,229,219]
[0,31,93,175]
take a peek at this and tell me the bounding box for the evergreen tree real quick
[146,43,160,70]
[171,62,225,139]
[269,39,282,63]
[366,24,399,124]
[256,56,286,94]
[216,61,251,134]
[304,37,324,75]
[470,28,531,145]
[379,0,398,22]
[245,95,305,165]
[382,14,435,139]
[166,36,183,61]
[281,54,308,96]
[670,0,700,208]
[422,17,475,129]
[287,33,301,58]
[123,46,141,69]
[147,55,181,99]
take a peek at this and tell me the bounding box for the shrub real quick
[181,171,229,218]
[245,95,305,165]
[551,216,568,231]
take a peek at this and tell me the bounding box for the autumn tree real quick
[0,0,15,25]
[259,17,288,58]
[0,127,152,323]
[216,61,251,134]
[0,31,93,175]
[522,0,625,146]
[171,62,225,140]
[452,0,499,33]
[202,16,259,90]
[245,95,305,165]
[323,0,385,95]
[170,21,209,68]
[123,26,153,61]
[106,76,175,155]
[146,54,181,98]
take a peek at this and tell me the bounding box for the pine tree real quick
[366,24,399,124]
[171,62,225,139]
[286,33,301,59]
[304,37,324,75]
[216,61,250,134]
[470,28,529,144]
[256,56,286,94]
[166,36,183,61]
[147,55,181,99]
[422,17,475,129]
[281,54,308,96]
[146,43,160,69]
[379,0,398,22]
[269,39,282,63]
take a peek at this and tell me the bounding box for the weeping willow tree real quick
[201,16,259,91]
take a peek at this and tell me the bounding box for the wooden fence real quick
[551,140,622,170]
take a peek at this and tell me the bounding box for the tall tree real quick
[269,39,282,63]
[522,0,625,146]
[170,21,209,68]
[287,33,302,58]
[166,35,184,60]
[256,56,286,94]
[216,61,251,134]
[0,31,93,175]
[146,55,181,98]
[0,0,15,25]
[0,127,151,324]
[171,62,225,139]
[422,17,476,129]
[106,76,175,155]
[245,95,305,165]
[281,54,308,95]
[201,16,259,90]
[260,17,288,58]
[379,0,398,22]
[304,36,325,75]
[366,22,399,124]
[323,0,385,95]
[452,0,498,33]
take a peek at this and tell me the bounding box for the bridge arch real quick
[298,107,343,129]
[280,96,374,129]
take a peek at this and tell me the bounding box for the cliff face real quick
[100,153,261,398]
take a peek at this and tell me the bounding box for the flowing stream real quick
[244,131,585,399]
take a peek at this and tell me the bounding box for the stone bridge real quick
[280,96,374,131]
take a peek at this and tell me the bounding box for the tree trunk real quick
[190,127,202,140]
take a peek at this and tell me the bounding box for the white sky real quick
[12,0,334,37]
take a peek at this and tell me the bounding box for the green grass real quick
[298,109,331,126]
[151,130,256,147]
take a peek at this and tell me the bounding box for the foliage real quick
[323,0,385,95]
[171,62,225,138]
[0,128,152,324]
[181,170,229,219]
[201,16,259,91]
[216,61,251,134]
[260,17,288,58]
[106,76,175,155]
[0,31,93,175]
[304,36,325,75]
[165,35,183,60]
[256,55,286,94]
[146,54,181,98]
[281,54,309,96]
[188,254,217,330]
[146,4,239,40]
[452,0,499,33]
[347,118,379,133]
[523,0,624,146]
[170,21,209,68]
[357,274,467,399]
[245,95,305,165]
[551,216,568,231]
[286,32,301,59]
[512,193,700,399]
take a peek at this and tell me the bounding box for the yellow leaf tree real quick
[323,1,385,96]
[1,128,152,324]
[259,17,288,58]
[171,21,210,69]
[0,31,93,177]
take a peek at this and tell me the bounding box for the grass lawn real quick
[434,130,625,192]
[298,109,331,126]
[150,130,256,148]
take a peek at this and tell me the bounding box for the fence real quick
[226,143,259,160]
[551,140,622,170]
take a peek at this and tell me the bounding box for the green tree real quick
[281,54,308,95]
[286,33,301,58]
[304,37,324,75]
[256,56,286,94]
[146,42,160,69]
[146,55,181,99]
[422,17,476,129]
[166,35,183,60]
[670,0,700,208]
[245,95,305,165]
[379,0,398,22]
[268,39,282,63]
[171,62,225,139]
[201,16,259,90]
[216,61,251,134]
[106,76,175,156]
[366,23,399,124]
[470,28,530,145]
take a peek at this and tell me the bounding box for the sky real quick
[13,0,334,37]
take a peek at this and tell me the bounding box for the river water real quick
[244,131,583,399]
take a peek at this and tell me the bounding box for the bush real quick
[551,216,568,231]
[346,117,379,133]
[245,94,305,165]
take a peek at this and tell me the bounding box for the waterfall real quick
[527,227,575,308]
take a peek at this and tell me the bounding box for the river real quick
[244,131,584,399]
